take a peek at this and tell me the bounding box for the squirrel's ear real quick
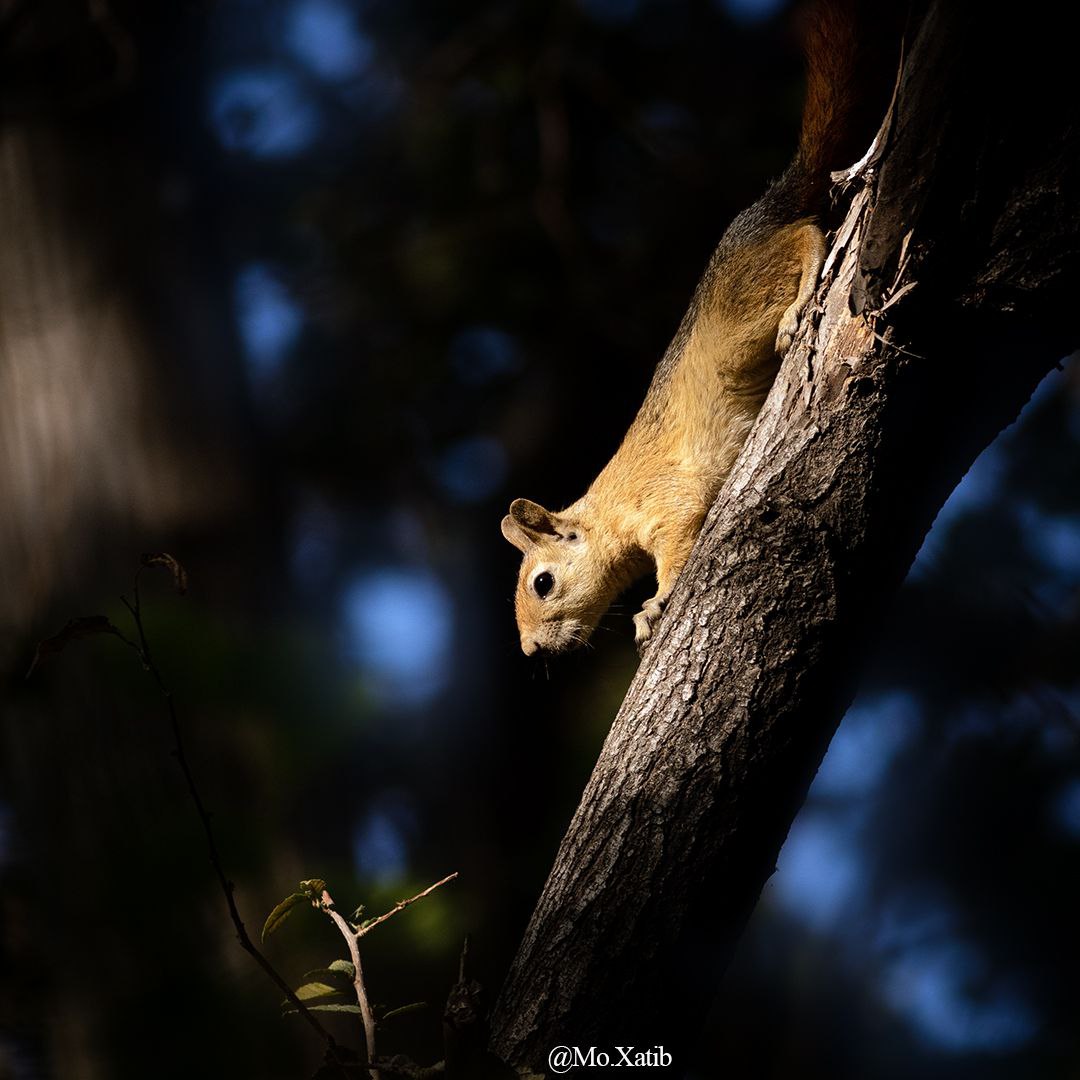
[501,514,532,552]
[508,498,560,537]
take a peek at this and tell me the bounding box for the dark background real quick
[1,0,1078,1077]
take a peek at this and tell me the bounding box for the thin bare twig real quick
[357,873,460,940]
[316,872,460,1079]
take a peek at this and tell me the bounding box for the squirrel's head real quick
[501,498,611,656]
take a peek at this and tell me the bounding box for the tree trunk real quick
[490,3,1080,1072]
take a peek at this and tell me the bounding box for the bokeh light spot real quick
[234,262,304,381]
[813,692,920,799]
[341,568,453,706]
[720,0,786,24]
[286,0,373,82]
[353,794,416,884]
[436,437,508,504]
[450,326,523,385]
[1021,506,1080,578]
[770,811,863,931]
[210,67,321,158]
[882,940,1039,1052]
[1051,777,1080,838]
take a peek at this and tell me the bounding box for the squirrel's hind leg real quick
[775,223,826,356]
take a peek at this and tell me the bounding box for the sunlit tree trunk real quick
[490,3,1080,1071]
[0,123,224,642]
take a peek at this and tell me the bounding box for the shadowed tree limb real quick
[489,3,1080,1071]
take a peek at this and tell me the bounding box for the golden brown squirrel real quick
[502,2,879,656]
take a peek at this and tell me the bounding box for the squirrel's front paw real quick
[775,305,801,356]
[633,596,667,653]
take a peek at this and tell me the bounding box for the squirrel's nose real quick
[521,637,540,656]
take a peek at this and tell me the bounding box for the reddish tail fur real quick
[791,0,904,206]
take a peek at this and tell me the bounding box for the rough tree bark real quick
[490,3,1080,1073]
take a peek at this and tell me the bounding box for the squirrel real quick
[502,1,885,656]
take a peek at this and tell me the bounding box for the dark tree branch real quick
[490,3,1080,1071]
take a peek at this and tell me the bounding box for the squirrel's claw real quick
[634,596,667,653]
[775,305,801,357]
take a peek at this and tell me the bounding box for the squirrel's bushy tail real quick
[787,0,904,209]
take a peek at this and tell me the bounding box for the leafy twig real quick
[317,873,460,1080]
[321,889,380,1080]
[32,555,351,1076]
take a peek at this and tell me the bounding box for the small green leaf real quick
[297,964,354,991]
[282,1001,363,1016]
[299,878,327,900]
[350,904,366,922]
[261,892,307,942]
[380,1001,427,1023]
[295,981,347,1002]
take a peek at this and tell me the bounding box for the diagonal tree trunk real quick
[489,3,1080,1072]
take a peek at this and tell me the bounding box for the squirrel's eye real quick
[533,571,554,598]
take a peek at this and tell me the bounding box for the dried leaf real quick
[26,616,123,678]
[261,891,307,942]
[140,552,188,594]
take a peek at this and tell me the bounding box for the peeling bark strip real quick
[491,4,1080,1072]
